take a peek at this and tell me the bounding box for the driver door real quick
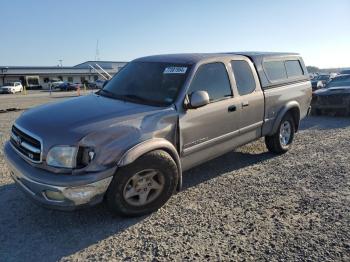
[179,62,241,170]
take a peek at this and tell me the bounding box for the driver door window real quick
[188,62,232,102]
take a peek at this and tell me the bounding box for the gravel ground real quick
[0,97,349,261]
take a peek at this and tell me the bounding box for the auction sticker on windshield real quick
[163,67,187,74]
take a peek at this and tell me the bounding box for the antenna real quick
[95,40,100,61]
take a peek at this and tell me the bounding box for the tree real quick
[306,66,319,73]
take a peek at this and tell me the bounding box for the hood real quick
[314,85,350,96]
[1,86,13,89]
[15,94,169,146]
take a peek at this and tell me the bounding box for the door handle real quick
[242,101,249,108]
[228,105,237,112]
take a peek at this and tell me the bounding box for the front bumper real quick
[312,95,350,110]
[4,141,115,210]
[1,89,13,94]
[312,104,348,110]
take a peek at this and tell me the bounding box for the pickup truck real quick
[4,52,312,216]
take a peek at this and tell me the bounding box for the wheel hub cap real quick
[123,169,165,206]
[279,121,291,146]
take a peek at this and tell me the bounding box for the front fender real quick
[118,138,182,191]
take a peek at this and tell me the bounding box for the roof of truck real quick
[134,52,308,89]
[134,52,300,64]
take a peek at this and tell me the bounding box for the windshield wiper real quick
[98,89,113,97]
[121,94,166,106]
[98,89,127,101]
[121,94,148,102]
[99,90,165,106]
[99,90,148,103]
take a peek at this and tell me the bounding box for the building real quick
[0,61,127,89]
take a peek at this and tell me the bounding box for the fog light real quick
[44,190,65,201]
[62,186,96,205]
[62,177,113,205]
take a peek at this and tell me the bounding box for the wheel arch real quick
[117,138,182,191]
[271,101,301,135]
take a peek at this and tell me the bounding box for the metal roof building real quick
[0,61,127,89]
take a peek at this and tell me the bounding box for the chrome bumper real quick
[4,141,113,210]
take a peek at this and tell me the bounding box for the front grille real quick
[10,125,42,163]
[318,95,344,105]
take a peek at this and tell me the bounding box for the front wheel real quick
[265,114,295,154]
[106,150,178,217]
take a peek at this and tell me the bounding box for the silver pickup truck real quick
[4,52,312,216]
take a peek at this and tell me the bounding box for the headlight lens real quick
[46,146,77,168]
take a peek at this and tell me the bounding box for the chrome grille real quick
[10,125,42,163]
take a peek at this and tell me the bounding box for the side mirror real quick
[189,90,210,109]
[102,80,109,88]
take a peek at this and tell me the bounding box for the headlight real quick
[76,147,95,168]
[46,146,77,168]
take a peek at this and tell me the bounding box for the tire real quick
[265,113,295,154]
[106,150,178,217]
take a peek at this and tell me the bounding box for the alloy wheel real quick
[123,169,165,206]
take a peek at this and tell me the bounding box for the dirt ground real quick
[0,94,349,261]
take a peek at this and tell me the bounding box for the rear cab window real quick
[285,60,304,77]
[264,61,287,81]
[188,62,232,102]
[263,59,305,83]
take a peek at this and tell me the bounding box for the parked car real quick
[95,79,106,89]
[57,82,77,91]
[4,52,311,216]
[340,69,350,75]
[311,74,350,116]
[86,81,97,89]
[1,82,23,94]
[309,73,318,79]
[50,80,64,89]
[329,73,338,79]
[311,74,331,91]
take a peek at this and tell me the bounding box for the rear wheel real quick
[265,113,295,154]
[106,150,178,217]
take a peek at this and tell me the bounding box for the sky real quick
[1,0,349,68]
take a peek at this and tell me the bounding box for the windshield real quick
[317,75,329,80]
[100,62,191,106]
[327,75,350,88]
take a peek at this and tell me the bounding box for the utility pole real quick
[1,67,8,85]
[95,40,100,61]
